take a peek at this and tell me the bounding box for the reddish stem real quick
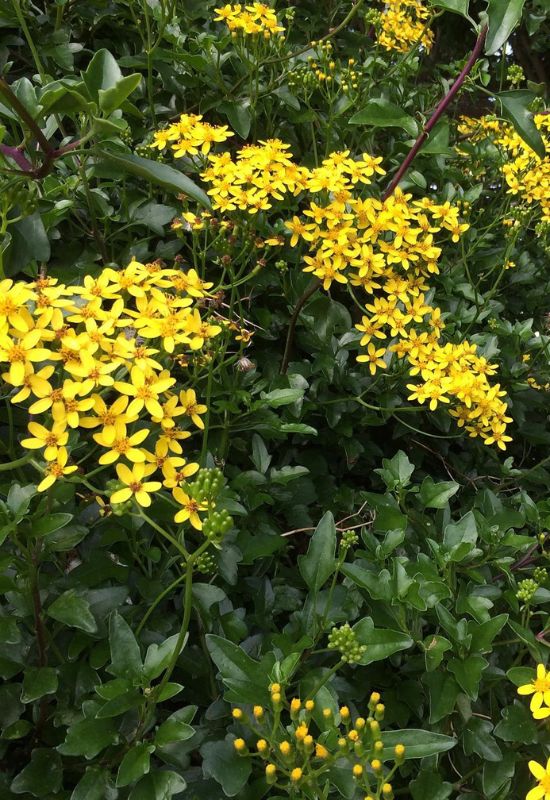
[0,143,33,172]
[382,24,488,200]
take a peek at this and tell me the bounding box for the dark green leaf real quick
[494,702,537,743]
[70,768,113,800]
[11,749,62,797]
[108,611,142,681]
[382,729,457,759]
[201,739,252,797]
[448,654,488,699]
[116,743,155,787]
[354,617,413,664]
[419,477,459,508]
[423,635,452,671]
[497,90,546,158]
[47,590,97,633]
[298,511,337,593]
[423,672,460,723]
[99,74,141,115]
[32,512,73,536]
[128,771,186,800]
[485,0,526,55]
[205,634,268,704]
[58,718,119,759]
[349,99,418,137]
[21,667,58,703]
[429,0,470,19]
[83,49,123,100]
[155,707,196,747]
[95,149,211,208]
[410,770,453,800]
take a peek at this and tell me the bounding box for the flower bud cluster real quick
[328,622,367,663]
[231,683,404,796]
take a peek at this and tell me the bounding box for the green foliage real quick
[1,0,550,798]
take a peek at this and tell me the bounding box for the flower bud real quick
[265,763,277,784]
[316,743,329,759]
[232,708,243,720]
[353,764,363,778]
[233,738,247,754]
[253,705,264,720]
[291,767,303,783]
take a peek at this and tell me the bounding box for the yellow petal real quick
[110,488,132,505]
[116,463,134,485]
[530,761,546,780]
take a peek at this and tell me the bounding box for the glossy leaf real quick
[349,98,418,137]
[497,90,546,158]
[298,511,337,593]
[485,0,526,55]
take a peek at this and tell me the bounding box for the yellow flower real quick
[518,664,550,712]
[80,395,138,444]
[110,462,162,508]
[37,448,78,492]
[94,422,149,465]
[179,389,208,429]
[528,758,550,800]
[0,330,51,386]
[21,421,69,462]
[9,364,55,403]
[114,366,176,418]
[357,343,387,375]
[172,488,208,530]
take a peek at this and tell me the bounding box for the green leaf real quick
[108,611,142,681]
[483,751,515,799]
[429,0,470,19]
[95,689,143,718]
[485,0,526,55]
[155,707,196,747]
[353,617,413,664]
[374,450,415,490]
[463,717,502,762]
[468,614,508,652]
[494,701,537,743]
[95,149,211,208]
[83,49,123,101]
[349,99,418,137]
[423,634,452,671]
[506,665,534,687]
[32,512,73,536]
[382,729,457,760]
[448,654,488,699]
[47,590,97,633]
[298,511,337,593]
[497,90,546,158]
[70,768,113,800]
[442,510,478,561]
[341,564,393,601]
[21,667,58,703]
[99,74,141,115]
[201,739,252,797]
[410,770,453,800]
[251,434,271,473]
[11,748,62,797]
[260,388,304,407]
[128,771,186,800]
[423,672,460,723]
[419,477,459,508]
[7,483,35,516]
[219,100,251,138]
[8,213,51,273]
[143,634,184,680]
[205,634,269,704]
[58,718,119,759]
[116,743,155,788]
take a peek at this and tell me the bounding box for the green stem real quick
[137,509,190,561]
[11,0,47,82]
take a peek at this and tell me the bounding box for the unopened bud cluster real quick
[231,682,404,796]
[328,622,367,663]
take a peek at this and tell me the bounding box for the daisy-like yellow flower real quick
[9,364,55,403]
[518,664,550,713]
[110,462,162,508]
[0,330,51,386]
[528,758,550,800]
[79,395,138,444]
[114,366,176,418]
[21,421,69,462]
[94,422,149,465]
[37,448,78,492]
[179,389,208,429]
[357,343,387,375]
[172,487,208,530]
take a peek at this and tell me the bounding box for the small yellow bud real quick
[338,737,347,749]
[316,743,329,759]
[234,738,246,753]
[271,692,282,705]
[291,767,303,783]
[349,58,355,65]
[375,703,385,720]
[265,763,277,784]
[353,764,363,778]
[232,708,243,720]
[382,783,393,798]
[371,759,382,772]
[295,724,308,741]
[369,720,381,738]
[348,730,359,742]
[279,740,291,756]
[355,717,366,730]
[305,700,315,712]
[322,707,332,719]
[394,743,405,760]
[270,683,281,694]
[253,705,264,720]
[290,698,301,716]
[369,692,381,707]
[304,734,314,752]
[257,739,268,754]
[374,740,384,753]
[339,705,350,721]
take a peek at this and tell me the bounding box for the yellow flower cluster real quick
[458,114,550,222]
[214,3,284,37]
[156,117,511,445]
[377,0,434,54]
[202,139,309,214]
[0,262,220,527]
[526,759,550,800]
[232,683,403,798]
[150,113,234,158]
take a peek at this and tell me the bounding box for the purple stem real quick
[382,25,488,200]
[0,143,33,172]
